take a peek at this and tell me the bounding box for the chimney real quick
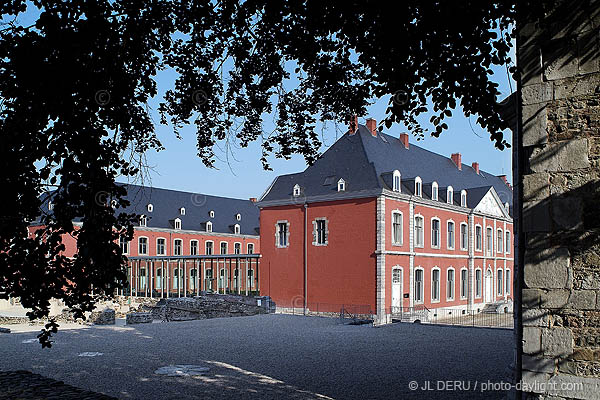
[249,197,257,202]
[451,153,462,170]
[399,133,409,149]
[348,115,358,135]
[498,175,509,186]
[366,118,377,137]
[472,162,480,175]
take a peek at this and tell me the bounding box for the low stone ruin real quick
[88,309,115,325]
[126,312,153,325]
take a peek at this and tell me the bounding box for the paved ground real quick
[0,315,513,399]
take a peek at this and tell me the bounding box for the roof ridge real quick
[118,182,254,202]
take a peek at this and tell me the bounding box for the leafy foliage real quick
[0,0,531,345]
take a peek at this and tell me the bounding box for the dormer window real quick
[236,213,241,221]
[505,202,510,212]
[432,182,438,201]
[337,178,346,192]
[293,184,301,197]
[206,221,213,233]
[48,201,54,211]
[447,186,454,204]
[415,177,422,197]
[179,207,185,215]
[110,199,117,209]
[234,224,240,234]
[209,210,215,218]
[147,203,153,213]
[392,170,401,192]
[174,218,181,230]
[139,215,147,227]
[461,190,467,207]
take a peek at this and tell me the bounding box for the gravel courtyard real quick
[0,315,513,399]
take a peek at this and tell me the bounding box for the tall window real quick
[475,226,482,251]
[293,184,301,197]
[447,269,455,300]
[220,242,228,255]
[174,218,181,230]
[431,219,440,248]
[155,268,162,289]
[506,269,511,295]
[157,238,166,255]
[234,242,241,254]
[393,170,401,192]
[414,216,424,247]
[234,224,241,234]
[414,269,424,303]
[460,223,468,250]
[392,212,402,245]
[460,269,468,299]
[314,219,328,245]
[190,240,198,256]
[205,241,213,255]
[173,268,180,289]
[432,268,440,301]
[247,243,254,254]
[497,229,503,253]
[447,186,453,204]
[506,231,511,253]
[432,182,438,201]
[475,269,482,298]
[138,237,148,255]
[206,221,213,232]
[497,269,504,296]
[119,236,129,255]
[460,190,467,207]
[415,177,422,197]
[447,221,455,249]
[486,227,493,255]
[174,239,182,256]
[190,269,197,290]
[247,269,254,289]
[337,178,346,192]
[219,268,227,289]
[277,221,289,247]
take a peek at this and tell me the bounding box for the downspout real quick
[303,203,308,315]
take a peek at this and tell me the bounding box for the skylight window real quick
[323,176,336,186]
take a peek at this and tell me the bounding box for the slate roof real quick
[261,124,513,215]
[37,184,260,236]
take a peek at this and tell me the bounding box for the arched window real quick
[486,227,493,255]
[119,236,130,255]
[431,267,441,302]
[247,269,254,289]
[220,242,228,255]
[209,210,215,218]
[190,240,198,255]
[155,268,162,289]
[431,218,441,248]
[236,213,242,221]
[460,268,468,299]
[293,184,301,197]
[206,221,213,233]
[179,207,185,215]
[497,229,503,253]
[475,269,482,298]
[415,176,422,197]
[247,243,254,254]
[190,268,197,291]
[337,178,346,192]
[205,241,214,255]
[447,186,454,204]
[138,237,148,255]
[506,231,511,254]
[234,224,241,234]
[475,225,482,251]
[432,181,438,200]
[139,215,147,227]
[497,269,504,296]
[461,190,467,207]
[446,268,455,300]
[414,268,424,303]
[391,211,403,245]
[414,215,424,247]
[447,221,455,249]
[393,170,401,192]
[219,268,227,289]
[173,239,182,256]
[460,223,468,250]
[156,238,166,255]
[506,269,511,295]
[174,218,181,230]
[234,242,241,254]
[147,204,153,213]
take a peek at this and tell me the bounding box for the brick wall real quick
[518,0,600,398]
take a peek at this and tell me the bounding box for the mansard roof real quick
[260,124,513,215]
[37,184,260,236]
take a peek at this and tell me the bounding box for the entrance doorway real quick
[392,268,403,310]
[484,268,493,303]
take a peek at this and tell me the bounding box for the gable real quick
[473,188,507,218]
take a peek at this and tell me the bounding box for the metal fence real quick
[276,301,374,322]
[390,306,513,329]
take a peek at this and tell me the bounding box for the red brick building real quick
[257,119,513,324]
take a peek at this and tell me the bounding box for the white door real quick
[484,269,493,303]
[392,268,403,309]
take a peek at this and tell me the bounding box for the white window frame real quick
[138,236,148,255]
[312,217,329,246]
[414,267,424,304]
[391,210,403,246]
[209,210,215,218]
[505,269,511,295]
[205,240,214,255]
[139,215,147,227]
[179,207,186,216]
[505,231,511,254]
[475,224,482,251]
[155,267,162,289]
[447,186,454,205]
[460,267,468,299]
[293,184,301,197]
[190,239,199,256]
[247,243,254,254]
[460,222,468,251]
[431,267,441,302]
[236,213,242,221]
[431,217,441,249]
[234,224,241,235]
[497,229,503,253]
[220,241,228,255]
[414,214,424,248]
[234,242,241,254]
[276,220,290,248]
[156,237,167,256]
[147,204,153,213]
[119,236,130,255]
[174,217,181,230]
[432,181,438,201]
[497,269,504,296]
[415,176,422,197]
[447,220,455,250]
[486,226,493,255]
[475,268,482,298]
[461,190,467,207]
[337,178,346,192]
[446,267,455,301]
[173,238,183,256]
[206,221,213,233]
[392,170,401,192]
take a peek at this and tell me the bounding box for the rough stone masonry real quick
[518,1,600,399]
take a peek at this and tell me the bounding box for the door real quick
[392,268,403,311]
[484,268,493,303]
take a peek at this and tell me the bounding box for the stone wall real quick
[518,1,600,398]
